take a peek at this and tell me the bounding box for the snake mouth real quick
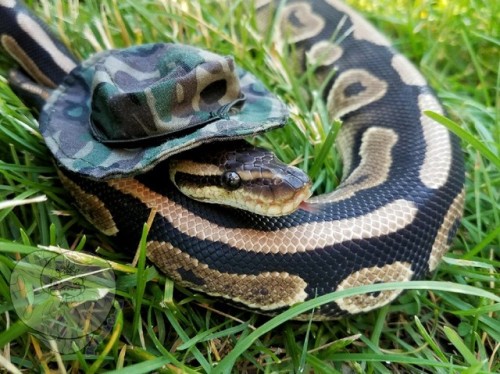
[266,185,312,216]
[237,179,312,216]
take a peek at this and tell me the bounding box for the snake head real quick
[169,140,311,216]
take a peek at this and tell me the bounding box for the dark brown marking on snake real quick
[1,34,56,87]
[147,240,308,309]
[58,171,119,236]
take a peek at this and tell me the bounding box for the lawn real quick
[0,0,498,372]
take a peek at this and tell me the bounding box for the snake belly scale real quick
[0,0,465,319]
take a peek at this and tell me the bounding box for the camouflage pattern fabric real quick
[39,43,288,180]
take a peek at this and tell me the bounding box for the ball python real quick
[0,0,465,319]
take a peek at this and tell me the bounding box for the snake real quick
[0,0,465,319]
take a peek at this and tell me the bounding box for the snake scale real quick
[0,0,465,319]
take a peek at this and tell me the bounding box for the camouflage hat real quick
[39,43,288,179]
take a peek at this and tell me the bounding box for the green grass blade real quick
[213,281,500,373]
[424,111,500,168]
[103,356,172,374]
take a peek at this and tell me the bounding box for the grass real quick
[0,0,498,372]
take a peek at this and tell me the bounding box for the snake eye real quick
[222,171,241,190]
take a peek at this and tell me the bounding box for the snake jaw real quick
[263,180,313,216]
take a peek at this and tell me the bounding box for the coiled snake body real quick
[0,0,465,319]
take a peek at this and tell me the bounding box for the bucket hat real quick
[39,43,288,179]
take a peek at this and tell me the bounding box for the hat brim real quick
[39,45,288,180]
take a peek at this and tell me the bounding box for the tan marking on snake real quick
[307,41,343,67]
[255,1,274,37]
[391,54,427,86]
[59,172,118,236]
[147,240,308,310]
[310,127,398,204]
[109,179,418,254]
[1,35,56,87]
[325,0,391,46]
[0,0,16,8]
[327,69,388,120]
[255,0,272,8]
[7,70,51,100]
[280,3,325,44]
[418,93,452,189]
[334,121,361,179]
[335,261,414,314]
[428,187,465,271]
[16,13,76,74]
